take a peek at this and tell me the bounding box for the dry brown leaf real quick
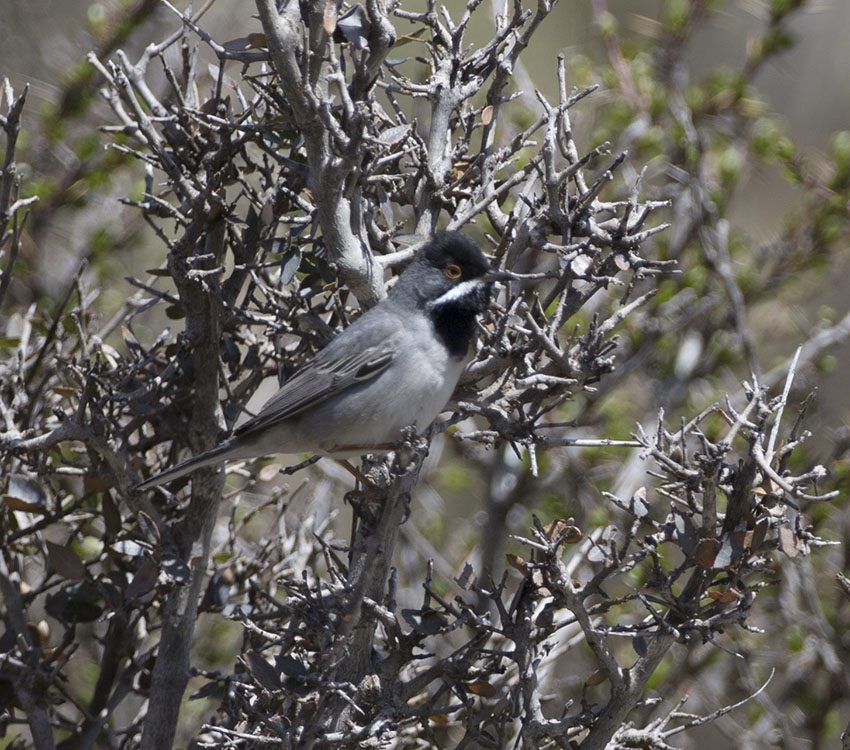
[246,651,281,691]
[506,553,528,574]
[323,0,338,34]
[542,518,582,543]
[454,562,476,590]
[83,475,113,494]
[125,557,158,600]
[46,541,86,580]
[693,538,720,569]
[707,588,741,603]
[50,385,78,396]
[744,519,769,551]
[5,475,47,513]
[466,680,498,697]
[778,526,799,558]
[585,669,607,687]
[4,494,45,512]
[28,620,50,648]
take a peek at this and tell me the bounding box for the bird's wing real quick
[135,340,395,491]
[232,338,396,440]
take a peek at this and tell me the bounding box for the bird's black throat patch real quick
[428,283,491,357]
[430,306,478,358]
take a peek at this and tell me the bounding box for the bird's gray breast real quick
[298,312,465,455]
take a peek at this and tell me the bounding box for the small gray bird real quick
[136,231,512,489]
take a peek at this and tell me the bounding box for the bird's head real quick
[393,231,513,314]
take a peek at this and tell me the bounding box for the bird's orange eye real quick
[444,264,462,280]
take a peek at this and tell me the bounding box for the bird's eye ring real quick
[444,264,462,280]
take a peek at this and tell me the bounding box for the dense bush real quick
[1,1,849,748]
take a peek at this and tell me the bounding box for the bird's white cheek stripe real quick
[431,279,484,307]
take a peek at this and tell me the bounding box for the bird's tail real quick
[134,440,238,491]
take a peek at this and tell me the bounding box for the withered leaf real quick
[281,249,301,285]
[49,385,77,397]
[46,541,86,580]
[246,651,281,691]
[745,518,769,551]
[584,669,607,687]
[221,37,253,52]
[542,518,580,542]
[778,526,799,558]
[402,608,448,635]
[29,620,50,649]
[5,475,47,513]
[83,475,112,494]
[707,588,741,603]
[111,539,149,557]
[276,655,308,677]
[674,512,696,556]
[693,538,720,569]
[190,681,226,702]
[377,124,409,146]
[506,553,529,574]
[466,680,498,697]
[563,526,583,544]
[4,494,44,513]
[323,0,338,34]
[260,198,275,226]
[630,486,650,517]
[454,562,476,590]
[335,4,369,48]
[125,557,158,600]
[45,581,102,623]
[586,543,607,563]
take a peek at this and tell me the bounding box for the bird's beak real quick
[484,268,519,283]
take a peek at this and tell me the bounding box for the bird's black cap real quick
[387,231,509,357]
[420,231,491,278]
